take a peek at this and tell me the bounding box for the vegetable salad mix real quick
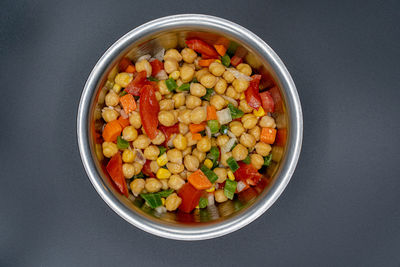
[99,38,279,214]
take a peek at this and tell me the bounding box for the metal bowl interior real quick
[77,14,302,240]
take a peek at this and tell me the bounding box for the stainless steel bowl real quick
[77,14,302,240]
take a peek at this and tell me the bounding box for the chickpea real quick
[185,132,198,146]
[226,85,241,99]
[122,149,136,163]
[249,126,261,141]
[167,148,183,164]
[135,59,152,77]
[232,144,248,161]
[158,99,173,111]
[223,70,235,83]
[214,78,228,94]
[179,123,189,135]
[155,91,162,101]
[150,160,159,174]
[229,121,245,137]
[164,48,182,61]
[158,80,170,95]
[130,178,145,196]
[165,193,182,211]
[192,148,206,162]
[176,78,183,87]
[151,130,166,144]
[200,73,217,88]
[122,126,138,141]
[186,95,202,109]
[102,142,118,158]
[195,68,210,81]
[242,114,258,129]
[158,110,176,127]
[132,135,151,149]
[215,189,228,203]
[105,91,119,107]
[166,162,184,174]
[180,64,195,83]
[214,168,227,183]
[240,133,256,148]
[190,83,206,97]
[172,93,185,108]
[210,94,226,110]
[178,109,192,124]
[129,111,142,129]
[232,79,250,93]
[184,155,199,171]
[145,178,162,193]
[239,99,253,113]
[173,134,188,150]
[164,59,179,74]
[236,63,252,76]
[259,116,276,128]
[211,138,217,147]
[181,48,197,63]
[102,108,119,122]
[251,154,264,170]
[220,152,232,167]
[143,145,160,160]
[255,142,272,157]
[190,107,207,124]
[216,135,229,147]
[133,162,143,175]
[160,179,169,190]
[168,175,185,190]
[182,147,192,157]
[209,62,225,77]
[122,163,135,178]
[197,136,211,152]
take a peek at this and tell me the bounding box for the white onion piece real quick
[128,194,136,201]
[237,181,247,193]
[153,48,165,62]
[214,133,221,137]
[227,130,236,139]
[216,108,232,125]
[120,109,128,119]
[137,54,151,62]
[215,183,220,190]
[221,95,238,107]
[114,106,121,112]
[205,126,211,139]
[155,206,167,214]
[226,67,251,81]
[134,149,146,165]
[222,138,236,154]
[155,70,168,80]
[207,193,215,206]
[167,134,177,147]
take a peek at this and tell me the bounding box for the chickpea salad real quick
[99,38,278,213]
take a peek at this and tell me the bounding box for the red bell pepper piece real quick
[260,91,275,113]
[139,85,159,139]
[158,123,179,143]
[235,162,262,186]
[125,71,147,96]
[118,57,132,72]
[230,55,243,67]
[178,183,203,213]
[106,153,129,197]
[150,59,164,76]
[245,75,262,109]
[142,160,154,177]
[186,39,219,58]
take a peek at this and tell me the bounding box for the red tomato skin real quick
[235,162,262,186]
[158,123,180,144]
[245,75,262,109]
[185,39,219,58]
[139,85,160,139]
[106,153,129,197]
[230,55,243,67]
[125,71,147,96]
[150,59,164,76]
[142,160,154,177]
[260,91,275,113]
[178,183,203,213]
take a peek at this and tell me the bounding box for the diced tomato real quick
[142,160,154,177]
[230,55,243,67]
[186,39,219,58]
[178,183,203,213]
[269,86,283,112]
[106,153,129,197]
[235,162,262,186]
[150,59,164,76]
[245,74,262,109]
[118,57,132,72]
[260,91,275,113]
[125,71,147,96]
[139,85,159,139]
[159,123,179,143]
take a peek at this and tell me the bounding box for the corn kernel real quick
[227,170,235,181]
[169,70,180,80]
[112,84,122,93]
[161,198,166,205]
[206,186,215,193]
[204,159,213,169]
[156,168,171,179]
[114,72,133,87]
[253,106,265,117]
[156,153,168,166]
[215,60,221,64]
[240,92,245,100]
[196,205,200,209]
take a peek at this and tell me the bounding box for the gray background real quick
[1,0,399,266]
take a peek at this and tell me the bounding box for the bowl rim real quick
[77,14,303,240]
